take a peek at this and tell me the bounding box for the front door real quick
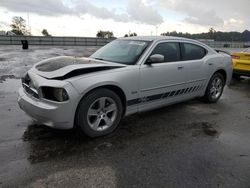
[139,42,188,111]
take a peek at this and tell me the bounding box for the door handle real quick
[178,66,184,69]
[208,63,213,66]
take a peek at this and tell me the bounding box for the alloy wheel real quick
[210,77,223,100]
[87,97,118,131]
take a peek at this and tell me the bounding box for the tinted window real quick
[150,42,181,63]
[182,43,207,61]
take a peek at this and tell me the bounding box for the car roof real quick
[119,36,195,42]
[119,36,214,51]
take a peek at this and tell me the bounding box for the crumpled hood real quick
[32,56,125,80]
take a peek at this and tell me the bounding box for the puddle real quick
[229,78,250,91]
[94,142,113,151]
[186,104,219,115]
[22,125,93,163]
[0,78,21,92]
[22,119,219,164]
[184,121,219,137]
[201,122,218,136]
[29,166,117,188]
[0,75,17,83]
[219,131,250,156]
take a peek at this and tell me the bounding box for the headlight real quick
[41,87,69,102]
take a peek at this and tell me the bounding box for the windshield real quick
[90,40,150,65]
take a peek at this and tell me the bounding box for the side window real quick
[181,43,207,61]
[150,42,181,63]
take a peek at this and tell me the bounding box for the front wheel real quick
[75,88,123,137]
[203,73,225,103]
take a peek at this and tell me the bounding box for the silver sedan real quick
[18,36,232,137]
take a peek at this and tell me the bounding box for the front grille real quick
[22,74,39,99]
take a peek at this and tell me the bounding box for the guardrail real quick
[0,35,115,46]
[200,41,250,48]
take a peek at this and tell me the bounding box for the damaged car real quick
[18,36,232,137]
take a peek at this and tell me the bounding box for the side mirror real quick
[146,54,164,64]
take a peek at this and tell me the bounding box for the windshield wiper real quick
[93,57,105,61]
[92,57,125,65]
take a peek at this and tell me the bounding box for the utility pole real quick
[27,11,31,35]
[155,25,159,36]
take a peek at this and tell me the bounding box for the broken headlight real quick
[41,87,69,102]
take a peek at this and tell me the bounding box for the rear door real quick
[180,42,209,96]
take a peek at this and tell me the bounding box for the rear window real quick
[181,43,207,61]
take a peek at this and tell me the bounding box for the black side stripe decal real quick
[127,84,205,106]
[169,91,176,97]
[179,89,185,95]
[127,98,141,106]
[162,92,170,98]
[147,94,162,101]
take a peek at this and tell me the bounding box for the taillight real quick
[231,55,240,59]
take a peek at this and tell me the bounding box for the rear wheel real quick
[203,73,225,103]
[75,88,123,137]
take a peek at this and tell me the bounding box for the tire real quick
[203,72,225,103]
[75,88,123,137]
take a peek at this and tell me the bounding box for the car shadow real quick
[23,98,220,164]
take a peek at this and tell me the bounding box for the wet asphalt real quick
[0,77,249,188]
[0,45,249,188]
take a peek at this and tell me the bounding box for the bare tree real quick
[10,17,29,35]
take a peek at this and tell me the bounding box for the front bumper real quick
[18,87,77,129]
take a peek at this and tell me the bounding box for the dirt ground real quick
[0,46,250,188]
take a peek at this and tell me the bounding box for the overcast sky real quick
[0,0,249,37]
